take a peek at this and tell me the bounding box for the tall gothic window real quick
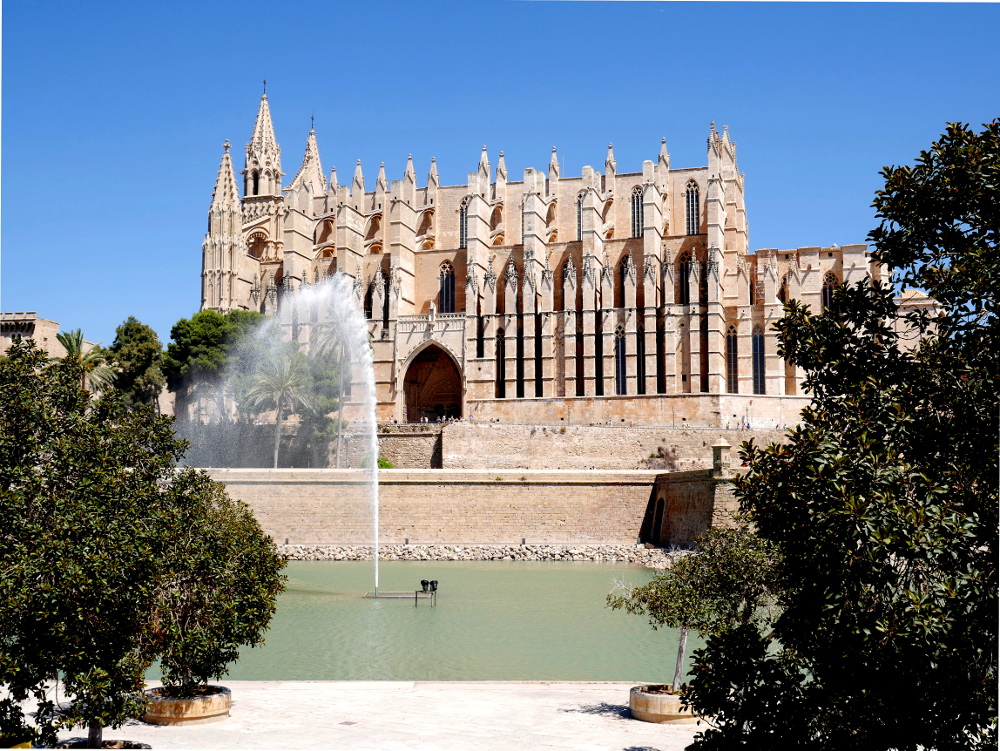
[439,261,455,313]
[752,325,766,395]
[685,181,700,235]
[822,271,839,310]
[677,252,692,305]
[495,329,506,398]
[630,186,644,238]
[459,198,469,249]
[614,326,627,396]
[576,193,584,241]
[726,325,739,394]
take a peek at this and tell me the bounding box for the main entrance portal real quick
[403,345,463,422]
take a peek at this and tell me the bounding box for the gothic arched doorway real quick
[403,345,463,422]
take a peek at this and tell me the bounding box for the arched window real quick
[748,273,756,306]
[439,261,455,314]
[685,181,700,235]
[252,170,260,196]
[614,326,627,396]
[822,271,839,310]
[495,329,506,398]
[726,325,739,394]
[459,198,469,249]
[677,252,692,305]
[576,193,584,241]
[636,324,646,395]
[630,186,644,238]
[752,325,766,395]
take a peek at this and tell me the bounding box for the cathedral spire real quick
[549,146,560,181]
[496,151,507,181]
[210,140,240,210]
[376,162,388,193]
[404,153,416,182]
[288,127,325,195]
[243,92,282,196]
[605,142,617,177]
[328,166,339,196]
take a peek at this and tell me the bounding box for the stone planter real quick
[629,684,698,724]
[143,685,231,725]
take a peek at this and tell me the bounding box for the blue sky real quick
[3,1,998,347]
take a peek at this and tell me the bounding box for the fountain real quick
[178,272,381,593]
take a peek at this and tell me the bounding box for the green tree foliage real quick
[0,340,285,747]
[685,121,998,750]
[607,526,781,690]
[53,328,113,392]
[162,309,264,393]
[107,316,166,409]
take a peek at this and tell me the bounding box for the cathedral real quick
[200,93,877,427]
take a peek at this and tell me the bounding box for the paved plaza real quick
[57,681,702,750]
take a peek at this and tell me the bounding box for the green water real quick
[218,560,699,682]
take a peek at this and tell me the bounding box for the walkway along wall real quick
[208,466,740,548]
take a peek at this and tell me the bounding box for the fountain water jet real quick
[177,272,381,593]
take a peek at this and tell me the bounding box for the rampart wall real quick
[209,466,741,550]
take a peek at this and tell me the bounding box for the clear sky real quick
[2,1,998,348]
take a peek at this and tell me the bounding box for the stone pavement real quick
[60,681,703,750]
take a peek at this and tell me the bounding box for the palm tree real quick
[309,317,352,468]
[54,328,114,393]
[242,353,312,468]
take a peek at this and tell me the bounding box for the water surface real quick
[223,560,699,682]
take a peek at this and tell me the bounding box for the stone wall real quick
[436,423,785,471]
[210,468,664,547]
[377,426,442,468]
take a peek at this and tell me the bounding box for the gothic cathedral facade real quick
[201,93,877,427]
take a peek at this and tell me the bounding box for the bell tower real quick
[241,85,285,304]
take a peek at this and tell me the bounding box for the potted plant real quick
[607,523,781,723]
[146,474,285,725]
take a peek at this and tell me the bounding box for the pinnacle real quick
[210,141,240,209]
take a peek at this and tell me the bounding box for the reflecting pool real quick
[222,560,700,682]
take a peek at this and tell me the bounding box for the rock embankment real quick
[278,543,686,569]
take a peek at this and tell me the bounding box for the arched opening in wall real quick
[490,205,503,233]
[752,325,766,395]
[677,251,692,305]
[699,313,709,393]
[404,345,463,422]
[614,326,627,396]
[822,271,839,310]
[636,324,646,395]
[252,171,260,196]
[439,261,455,313]
[778,274,789,304]
[495,329,506,398]
[365,214,382,244]
[631,186,644,238]
[616,256,630,309]
[417,209,434,238]
[459,198,469,249]
[726,324,739,394]
[364,281,374,320]
[545,202,557,234]
[594,311,604,396]
[248,232,268,260]
[685,181,700,235]
[315,219,335,246]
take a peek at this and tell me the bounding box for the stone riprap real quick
[278,543,686,568]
